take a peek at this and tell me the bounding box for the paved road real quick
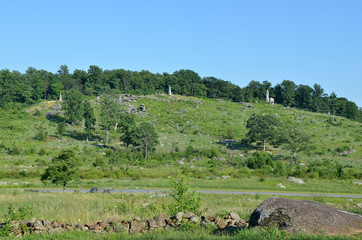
[26,188,362,198]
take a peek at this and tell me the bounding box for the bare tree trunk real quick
[263,140,266,151]
[63,183,66,192]
[144,143,148,161]
[106,129,109,145]
[292,152,297,164]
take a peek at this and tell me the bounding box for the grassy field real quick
[0,189,360,239]
[0,189,360,223]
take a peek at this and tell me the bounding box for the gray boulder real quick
[249,197,362,235]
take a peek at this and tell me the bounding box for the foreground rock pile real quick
[2,211,247,237]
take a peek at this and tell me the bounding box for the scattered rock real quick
[221,176,231,179]
[173,212,184,221]
[0,181,7,185]
[287,176,304,184]
[229,212,241,221]
[90,187,99,193]
[277,183,286,189]
[338,149,356,156]
[249,197,362,235]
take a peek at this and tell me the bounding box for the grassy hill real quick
[0,94,361,186]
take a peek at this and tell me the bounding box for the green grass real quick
[0,189,360,223]
[2,228,358,240]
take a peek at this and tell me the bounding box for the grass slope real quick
[0,94,361,191]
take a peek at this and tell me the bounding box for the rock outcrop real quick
[249,197,362,235]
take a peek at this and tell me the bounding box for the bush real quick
[35,126,48,141]
[273,161,287,177]
[93,156,105,167]
[38,148,47,156]
[168,175,203,215]
[232,167,252,178]
[0,203,34,236]
[57,122,65,137]
[34,109,42,117]
[247,151,274,169]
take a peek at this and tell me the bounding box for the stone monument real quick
[168,86,172,96]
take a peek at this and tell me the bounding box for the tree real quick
[245,114,280,151]
[50,81,64,100]
[100,95,120,144]
[62,89,84,124]
[57,122,65,137]
[83,100,96,142]
[295,84,313,110]
[274,80,296,106]
[130,122,158,161]
[279,125,310,164]
[119,113,135,147]
[40,150,78,191]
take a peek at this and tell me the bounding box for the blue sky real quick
[1,0,361,106]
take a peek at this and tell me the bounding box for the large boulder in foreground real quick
[249,197,362,235]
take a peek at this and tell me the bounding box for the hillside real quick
[0,94,361,183]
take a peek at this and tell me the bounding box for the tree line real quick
[0,65,360,121]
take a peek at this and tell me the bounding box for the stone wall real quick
[2,211,247,237]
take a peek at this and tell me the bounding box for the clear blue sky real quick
[1,0,361,107]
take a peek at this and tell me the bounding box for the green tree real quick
[83,100,96,142]
[119,113,135,147]
[100,95,120,144]
[295,84,313,110]
[40,150,78,191]
[246,114,280,151]
[280,125,310,164]
[62,89,84,124]
[57,122,65,137]
[130,122,158,161]
[50,81,64,99]
[274,80,296,106]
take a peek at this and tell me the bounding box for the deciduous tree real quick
[245,114,280,151]
[40,150,78,191]
[83,100,96,142]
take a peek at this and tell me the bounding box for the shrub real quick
[38,148,47,156]
[35,126,48,141]
[247,151,274,169]
[93,156,105,167]
[34,109,42,117]
[57,122,65,137]
[0,203,34,236]
[168,175,203,215]
[232,167,252,178]
[273,161,287,177]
